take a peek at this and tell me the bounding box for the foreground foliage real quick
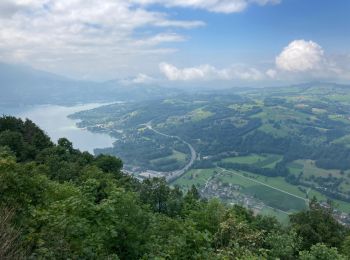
[0,116,349,259]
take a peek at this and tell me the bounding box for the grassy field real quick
[253,106,315,124]
[328,114,350,124]
[150,150,188,170]
[164,107,214,125]
[328,93,350,103]
[286,160,350,212]
[172,168,219,190]
[254,154,283,168]
[332,134,350,148]
[311,108,327,114]
[228,103,256,112]
[258,124,291,138]
[244,174,306,197]
[217,170,308,212]
[251,106,320,137]
[260,207,290,225]
[222,154,266,164]
[218,171,256,188]
[244,185,307,212]
[289,160,331,177]
[287,159,349,180]
[187,108,214,122]
[221,153,282,169]
[151,150,187,164]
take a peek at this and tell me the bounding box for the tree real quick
[0,207,25,259]
[290,199,347,250]
[0,156,50,217]
[214,212,264,255]
[58,138,74,152]
[140,177,171,214]
[186,184,200,200]
[166,185,184,217]
[188,199,225,234]
[22,119,52,150]
[0,146,15,159]
[94,154,123,174]
[29,186,151,259]
[299,243,346,260]
[265,230,301,259]
[145,216,213,259]
[341,235,350,257]
[0,116,23,133]
[0,130,24,158]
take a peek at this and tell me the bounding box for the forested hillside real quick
[0,116,350,259]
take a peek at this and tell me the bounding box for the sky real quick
[0,0,349,86]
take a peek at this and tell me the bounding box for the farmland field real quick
[221,154,282,169]
[173,168,218,189]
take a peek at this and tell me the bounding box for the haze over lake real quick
[2,103,115,154]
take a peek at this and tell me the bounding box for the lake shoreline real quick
[0,103,117,154]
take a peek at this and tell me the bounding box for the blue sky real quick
[163,0,350,65]
[0,0,349,85]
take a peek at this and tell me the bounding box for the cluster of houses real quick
[201,179,266,215]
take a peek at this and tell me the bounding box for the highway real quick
[145,123,197,181]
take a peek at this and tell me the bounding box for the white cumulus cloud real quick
[276,40,324,72]
[273,39,350,81]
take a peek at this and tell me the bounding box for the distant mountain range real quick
[1,62,349,107]
[0,62,182,106]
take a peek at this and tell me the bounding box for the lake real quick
[0,103,115,154]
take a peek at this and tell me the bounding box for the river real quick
[0,103,115,154]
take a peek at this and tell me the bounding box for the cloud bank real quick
[0,0,280,80]
[159,39,350,83]
[0,0,205,79]
[159,63,266,81]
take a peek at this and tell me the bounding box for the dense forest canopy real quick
[0,115,350,259]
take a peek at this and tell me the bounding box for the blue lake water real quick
[0,103,115,154]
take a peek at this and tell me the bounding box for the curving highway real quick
[144,122,197,182]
